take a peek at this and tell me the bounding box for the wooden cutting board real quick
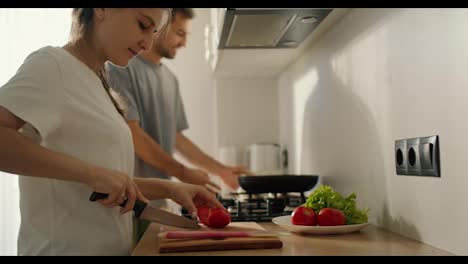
[158,222,282,253]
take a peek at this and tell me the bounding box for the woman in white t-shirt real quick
[0,8,223,256]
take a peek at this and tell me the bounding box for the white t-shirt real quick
[0,46,135,255]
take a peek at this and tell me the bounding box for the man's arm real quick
[128,120,184,176]
[127,120,220,190]
[175,132,253,190]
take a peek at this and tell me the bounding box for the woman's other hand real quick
[167,181,224,217]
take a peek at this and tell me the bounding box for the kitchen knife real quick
[89,192,201,230]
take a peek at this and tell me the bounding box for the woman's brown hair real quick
[70,8,127,117]
[69,8,171,118]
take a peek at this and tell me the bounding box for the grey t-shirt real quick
[106,56,189,182]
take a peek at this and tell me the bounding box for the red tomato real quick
[208,208,231,228]
[316,208,346,226]
[197,207,211,226]
[197,207,231,228]
[291,206,316,226]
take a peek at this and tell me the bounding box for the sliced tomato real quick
[197,207,231,228]
[208,208,231,228]
[197,207,211,226]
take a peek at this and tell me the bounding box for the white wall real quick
[217,77,279,149]
[165,8,217,157]
[0,9,72,255]
[279,8,468,255]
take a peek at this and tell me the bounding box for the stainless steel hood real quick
[218,8,333,49]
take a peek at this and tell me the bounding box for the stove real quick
[182,192,306,222]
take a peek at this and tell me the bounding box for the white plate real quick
[272,215,369,235]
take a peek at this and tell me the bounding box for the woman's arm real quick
[0,106,146,214]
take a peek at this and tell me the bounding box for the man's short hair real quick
[172,8,195,21]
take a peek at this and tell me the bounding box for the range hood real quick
[218,8,333,49]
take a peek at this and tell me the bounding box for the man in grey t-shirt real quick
[107,9,252,241]
[107,49,189,184]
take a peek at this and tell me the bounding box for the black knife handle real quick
[89,192,147,218]
[89,192,112,202]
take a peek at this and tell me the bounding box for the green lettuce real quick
[304,185,369,225]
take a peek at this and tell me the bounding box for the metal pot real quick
[245,143,284,174]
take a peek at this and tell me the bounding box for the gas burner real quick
[181,192,307,222]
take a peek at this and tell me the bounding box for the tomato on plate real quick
[197,207,231,228]
[291,205,316,226]
[316,208,346,226]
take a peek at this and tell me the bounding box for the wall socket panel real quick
[395,135,440,177]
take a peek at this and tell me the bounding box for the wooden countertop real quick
[131,222,453,256]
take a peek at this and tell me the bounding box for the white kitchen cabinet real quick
[203,8,226,72]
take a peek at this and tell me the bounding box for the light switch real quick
[419,135,440,177]
[420,144,433,169]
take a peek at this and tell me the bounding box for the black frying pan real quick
[238,175,319,194]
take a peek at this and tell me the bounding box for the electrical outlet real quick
[406,137,421,175]
[395,135,441,177]
[395,139,407,175]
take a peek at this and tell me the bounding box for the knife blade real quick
[89,192,201,230]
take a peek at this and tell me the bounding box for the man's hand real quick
[226,166,254,176]
[181,167,221,194]
[218,165,254,191]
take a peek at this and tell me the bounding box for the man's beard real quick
[156,44,175,59]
